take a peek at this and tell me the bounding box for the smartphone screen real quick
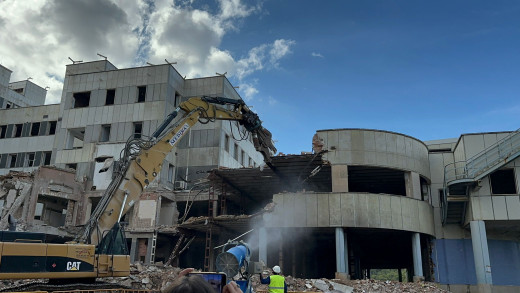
[189,272,226,293]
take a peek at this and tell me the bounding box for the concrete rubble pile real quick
[103,264,450,293]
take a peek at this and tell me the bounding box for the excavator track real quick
[0,281,130,293]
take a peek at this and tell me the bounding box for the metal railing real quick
[442,128,520,225]
[444,128,520,184]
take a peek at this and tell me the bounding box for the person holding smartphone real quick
[259,265,287,293]
[164,268,243,293]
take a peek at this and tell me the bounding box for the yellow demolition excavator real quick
[0,96,276,288]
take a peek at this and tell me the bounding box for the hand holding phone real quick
[188,272,227,293]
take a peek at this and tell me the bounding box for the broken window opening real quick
[13,88,23,94]
[0,125,6,139]
[490,169,517,195]
[73,92,91,108]
[66,128,85,149]
[106,89,115,105]
[48,121,57,135]
[27,153,35,167]
[14,124,22,137]
[35,195,68,227]
[66,163,77,170]
[168,164,175,183]
[224,134,230,153]
[133,122,143,139]
[100,124,111,142]
[8,154,17,168]
[43,152,52,165]
[30,122,41,136]
[234,143,239,161]
[137,86,146,103]
[241,150,245,166]
[348,166,407,196]
[174,92,181,106]
[5,103,11,109]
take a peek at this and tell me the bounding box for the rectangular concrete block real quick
[341,193,356,227]
[378,195,392,229]
[317,194,330,227]
[492,196,508,220]
[329,194,341,226]
[283,193,296,227]
[367,194,381,228]
[390,196,403,229]
[355,194,369,227]
[505,196,520,219]
[306,194,318,227]
[479,196,494,220]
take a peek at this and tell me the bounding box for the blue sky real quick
[1,0,519,155]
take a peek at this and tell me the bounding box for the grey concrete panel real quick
[122,86,130,104]
[355,194,369,227]
[479,196,494,220]
[492,196,508,220]
[375,131,386,152]
[143,121,151,138]
[115,86,122,105]
[386,132,397,154]
[145,85,153,102]
[505,195,520,219]
[341,193,356,226]
[401,198,413,231]
[379,195,393,229]
[123,122,133,142]
[39,121,48,136]
[129,87,136,104]
[109,123,117,141]
[329,193,341,226]
[116,122,125,142]
[363,131,376,151]
[317,195,330,227]
[159,83,167,101]
[283,193,296,227]
[390,196,403,229]
[305,193,318,227]
[84,125,94,143]
[92,125,101,143]
[293,194,307,226]
[367,194,381,228]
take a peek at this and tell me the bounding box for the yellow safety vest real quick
[268,275,285,293]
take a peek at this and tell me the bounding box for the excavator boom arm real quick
[82,97,275,245]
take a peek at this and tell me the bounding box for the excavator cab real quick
[96,222,129,255]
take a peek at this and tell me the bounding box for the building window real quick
[14,124,22,137]
[174,92,181,106]
[0,125,6,139]
[48,121,57,135]
[8,154,17,168]
[66,163,77,170]
[43,152,52,165]
[13,88,23,94]
[490,169,517,195]
[234,143,239,161]
[137,86,146,103]
[106,89,115,105]
[133,122,143,139]
[168,164,175,183]
[241,150,245,165]
[100,124,111,142]
[73,91,91,108]
[30,122,41,136]
[224,134,230,152]
[26,153,35,167]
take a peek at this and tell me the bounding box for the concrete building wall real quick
[316,129,431,179]
[268,192,435,235]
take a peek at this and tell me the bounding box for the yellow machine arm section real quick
[81,97,276,245]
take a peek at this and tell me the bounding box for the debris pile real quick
[0,263,450,293]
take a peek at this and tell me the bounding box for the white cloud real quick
[239,83,259,101]
[311,52,324,58]
[269,39,296,66]
[0,0,294,104]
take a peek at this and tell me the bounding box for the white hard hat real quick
[272,265,281,273]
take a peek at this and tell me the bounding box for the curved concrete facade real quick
[267,192,435,236]
[316,129,431,180]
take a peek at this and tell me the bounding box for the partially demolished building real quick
[1,61,520,293]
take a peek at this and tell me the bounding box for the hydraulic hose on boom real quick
[78,96,276,246]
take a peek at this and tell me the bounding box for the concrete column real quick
[145,236,153,264]
[470,220,493,292]
[331,165,348,192]
[412,233,424,281]
[335,227,349,280]
[259,227,267,265]
[129,237,138,262]
[405,171,421,200]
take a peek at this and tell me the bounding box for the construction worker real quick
[259,265,287,293]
